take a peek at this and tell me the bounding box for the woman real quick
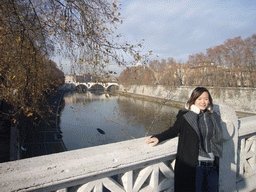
[146,87,228,192]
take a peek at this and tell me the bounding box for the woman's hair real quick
[186,87,213,112]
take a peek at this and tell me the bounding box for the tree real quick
[244,34,256,87]
[187,52,208,66]
[32,0,143,72]
[1,0,139,125]
[148,58,185,87]
[119,65,155,86]
[206,45,226,67]
[149,59,171,85]
[186,34,256,87]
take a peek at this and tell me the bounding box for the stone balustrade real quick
[0,105,256,192]
[0,136,179,192]
[237,115,256,192]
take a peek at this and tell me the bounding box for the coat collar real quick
[183,104,219,139]
[189,105,201,114]
[183,108,200,138]
[185,104,212,114]
[183,104,211,138]
[183,104,223,157]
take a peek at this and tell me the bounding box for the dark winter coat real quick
[153,108,225,191]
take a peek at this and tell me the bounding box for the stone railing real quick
[0,105,256,192]
[0,136,178,192]
[236,115,256,192]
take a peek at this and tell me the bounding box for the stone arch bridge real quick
[73,82,119,92]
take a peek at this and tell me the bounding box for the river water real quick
[59,91,180,151]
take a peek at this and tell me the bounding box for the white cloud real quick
[115,0,256,63]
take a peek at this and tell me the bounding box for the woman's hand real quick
[145,137,159,147]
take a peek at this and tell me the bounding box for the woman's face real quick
[194,91,210,111]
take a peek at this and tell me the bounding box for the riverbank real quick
[119,91,256,119]
[120,85,256,113]
[0,90,67,163]
[21,90,67,159]
[15,90,67,159]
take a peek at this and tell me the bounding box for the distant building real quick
[102,76,118,83]
[65,74,109,83]
[76,74,93,83]
[65,75,75,83]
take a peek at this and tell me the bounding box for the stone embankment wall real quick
[119,85,256,113]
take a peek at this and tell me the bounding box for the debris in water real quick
[97,128,105,134]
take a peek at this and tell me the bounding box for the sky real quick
[60,0,256,75]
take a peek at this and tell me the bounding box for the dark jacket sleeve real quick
[153,110,185,143]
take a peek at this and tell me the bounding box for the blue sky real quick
[60,0,256,75]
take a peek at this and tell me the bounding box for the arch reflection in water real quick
[60,92,179,151]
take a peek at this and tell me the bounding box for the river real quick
[59,91,180,151]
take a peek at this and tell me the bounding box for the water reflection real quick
[60,91,179,151]
[116,96,179,135]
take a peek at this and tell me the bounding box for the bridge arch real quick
[75,84,88,93]
[89,84,104,92]
[106,85,119,92]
